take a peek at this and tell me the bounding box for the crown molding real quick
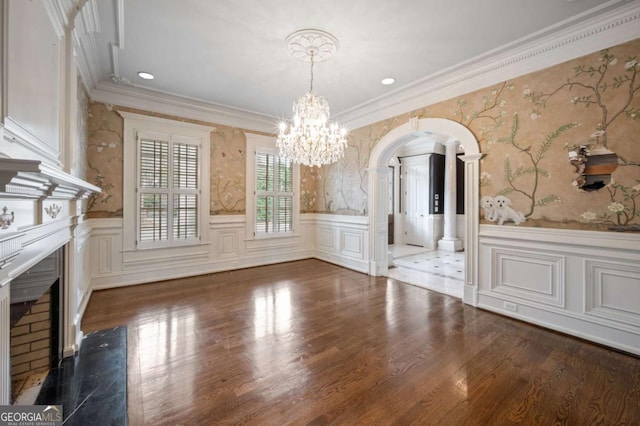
[78,1,639,134]
[43,0,68,38]
[90,81,278,133]
[42,0,99,93]
[334,1,640,130]
[73,0,100,93]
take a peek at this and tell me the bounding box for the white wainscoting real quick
[90,215,315,290]
[67,219,93,355]
[89,214,370,289]
[478,225,640,355]
[309,214,369,274]
[88,215,640,355]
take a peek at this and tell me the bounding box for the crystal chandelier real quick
[277,30,347,167]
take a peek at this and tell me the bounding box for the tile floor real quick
[386,244,465,298]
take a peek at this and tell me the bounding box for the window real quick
[122,112,211,252]
[137,133,200,247]
[246,134,299,239]
[255,151,293,234]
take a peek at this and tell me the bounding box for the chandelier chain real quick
[309,51,315,92]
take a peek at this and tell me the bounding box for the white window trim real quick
[245,133,300,241]
[121,111,212,252]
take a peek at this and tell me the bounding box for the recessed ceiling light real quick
[381,77,395,85]
[137,71,154,80]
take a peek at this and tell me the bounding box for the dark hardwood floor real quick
[81,259,640,425]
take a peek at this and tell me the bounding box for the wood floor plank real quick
[81,259,640,425]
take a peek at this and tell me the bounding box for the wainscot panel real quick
[89,214,371,289]
[89,215,315,290]
[479,225,640,355]
[585,259,640,329]
[311,214,369,274]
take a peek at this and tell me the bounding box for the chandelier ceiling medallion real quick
[277,29,347,167]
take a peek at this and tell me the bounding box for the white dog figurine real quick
[480,196,497,222]
[493,195,526,225]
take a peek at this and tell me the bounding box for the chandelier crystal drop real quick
[276,29,347,167]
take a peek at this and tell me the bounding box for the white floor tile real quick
[387,245,464,298]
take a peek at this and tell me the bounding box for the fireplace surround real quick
[0,159,100,404]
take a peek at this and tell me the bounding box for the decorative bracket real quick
[0,207,15,230]
[0,159,100,200]
[45,204,62,219]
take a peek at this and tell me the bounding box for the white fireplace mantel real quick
[0,157,101,404]
[0,158,100,200]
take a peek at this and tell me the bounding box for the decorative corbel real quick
[0,207,15,229]
[45,204,62,219]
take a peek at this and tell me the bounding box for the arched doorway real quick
[367,117,481,306]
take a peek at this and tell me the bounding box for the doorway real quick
[402,155,429,246]
[367,118,481,306]
[388,145,463,298]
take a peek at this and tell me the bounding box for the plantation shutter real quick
[255,151,293,235]
[137,133,201,247]
[173,142,199,240]
[139,138,169,243]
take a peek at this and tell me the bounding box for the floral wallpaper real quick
[85,38,640,232]
[313,38,640,232]
[209,127,246,214]
[85,104,260,217]
[86,103,123,217]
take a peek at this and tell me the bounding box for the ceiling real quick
[91,0,630,127]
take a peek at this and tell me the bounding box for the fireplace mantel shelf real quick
[0,159,101,200]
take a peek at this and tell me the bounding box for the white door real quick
[402,157,429,246]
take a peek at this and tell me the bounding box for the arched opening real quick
[367,117,481,306]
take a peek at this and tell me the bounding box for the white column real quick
[438,139,463,252]
[367,167,389,276]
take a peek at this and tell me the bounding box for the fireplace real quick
[0,160,100,405]
[8,248,64,402]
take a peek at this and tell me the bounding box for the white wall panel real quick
[340,230,364,259]
[5,0,62,165]
[585,259,640,328]
[316,227,336,252]
[491,248,565,307]
[479,225,640,355]
[97,237,112,274]
[219,232,237,258]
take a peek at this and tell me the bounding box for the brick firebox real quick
[11,289,52,383]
